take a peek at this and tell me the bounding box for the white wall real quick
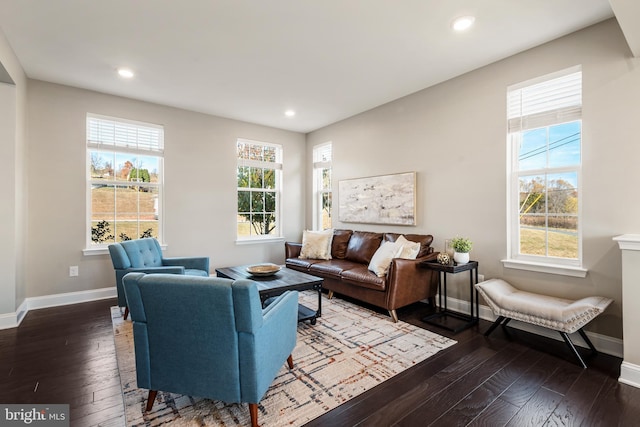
[0,28,28,318]
[307,19,640,339]
[0,82,17,315]
[25,80,306,299]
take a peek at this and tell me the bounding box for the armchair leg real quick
[327,290,334,299]
[286,354,294,369]
[123,307,129,320]
[145,390,157,412]
[249,403,259,427]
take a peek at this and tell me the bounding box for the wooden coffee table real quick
[215,265,323,324]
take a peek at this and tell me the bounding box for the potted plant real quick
[451,237,472,264]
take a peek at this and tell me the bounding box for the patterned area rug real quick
[112,292,456,426]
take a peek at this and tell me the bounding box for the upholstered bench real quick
[475,279,613,368]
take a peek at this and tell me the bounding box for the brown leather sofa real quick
[285,229,439,322]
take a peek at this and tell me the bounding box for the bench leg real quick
[559,332,588,369]
[485,316,508,337]
[578,328,598,355]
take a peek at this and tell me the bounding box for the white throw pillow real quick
[299,229,333,260]
[368,241,403,277]
[396,235,421,259]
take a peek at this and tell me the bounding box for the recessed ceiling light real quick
[117,68,134,78]
[452,16,475,32]
[285,110,296,117]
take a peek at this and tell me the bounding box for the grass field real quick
[520,227,578,258]
[91,186,158,243]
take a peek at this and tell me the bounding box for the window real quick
[87,114,164,247]
[236,138,282,240]
[313,143,332,230]
[505,67,585,276]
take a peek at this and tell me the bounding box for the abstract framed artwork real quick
[338,171,416,225]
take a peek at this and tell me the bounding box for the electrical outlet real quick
[69,266,79,277]
[478,274,485,282]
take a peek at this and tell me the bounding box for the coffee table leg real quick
[315,282,322,318]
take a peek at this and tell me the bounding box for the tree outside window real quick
[237,139,282,239]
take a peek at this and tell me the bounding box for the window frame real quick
[84,114,164,254]
[503,67,587,277]
[236,138,283,242]
[312,142,332,231]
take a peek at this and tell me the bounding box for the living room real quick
[2,1,640,425]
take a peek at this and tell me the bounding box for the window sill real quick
[83,243,167,256]
[501,259,588,278]
[83,247,109,256]
[235,237,285,245]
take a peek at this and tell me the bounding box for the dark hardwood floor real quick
[0,299,125,426]
[1,295,639,426]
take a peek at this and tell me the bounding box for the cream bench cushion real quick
[475,278,613,368]
[475,279,612,334]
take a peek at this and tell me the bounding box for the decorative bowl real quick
[246,263,281,276]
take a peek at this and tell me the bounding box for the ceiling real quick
[0,1,635,133]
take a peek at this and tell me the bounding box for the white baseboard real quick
[0,287,116,330]
[619,362,640,388]
[439,294,623,359]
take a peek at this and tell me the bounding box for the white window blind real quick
[87,114,164,153]
[508,67,582,132]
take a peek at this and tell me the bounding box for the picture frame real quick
[338,171,416,225]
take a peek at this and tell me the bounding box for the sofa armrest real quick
[285,242,302,259]
[389,252,438,271]
[163,256,210,272]
[385,253,439,309]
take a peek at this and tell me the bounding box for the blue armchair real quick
[123,273,298,427]
[108,238,209,319]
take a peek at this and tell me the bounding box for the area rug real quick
[112,292,456,426]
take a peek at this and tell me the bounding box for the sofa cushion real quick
[341,265,386,291]
[345,231,383,264]
[384,233,433,258]
[285,257,324,270]
[308,259,356,279]
[299,229,333,260]
[331,229,353,259]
